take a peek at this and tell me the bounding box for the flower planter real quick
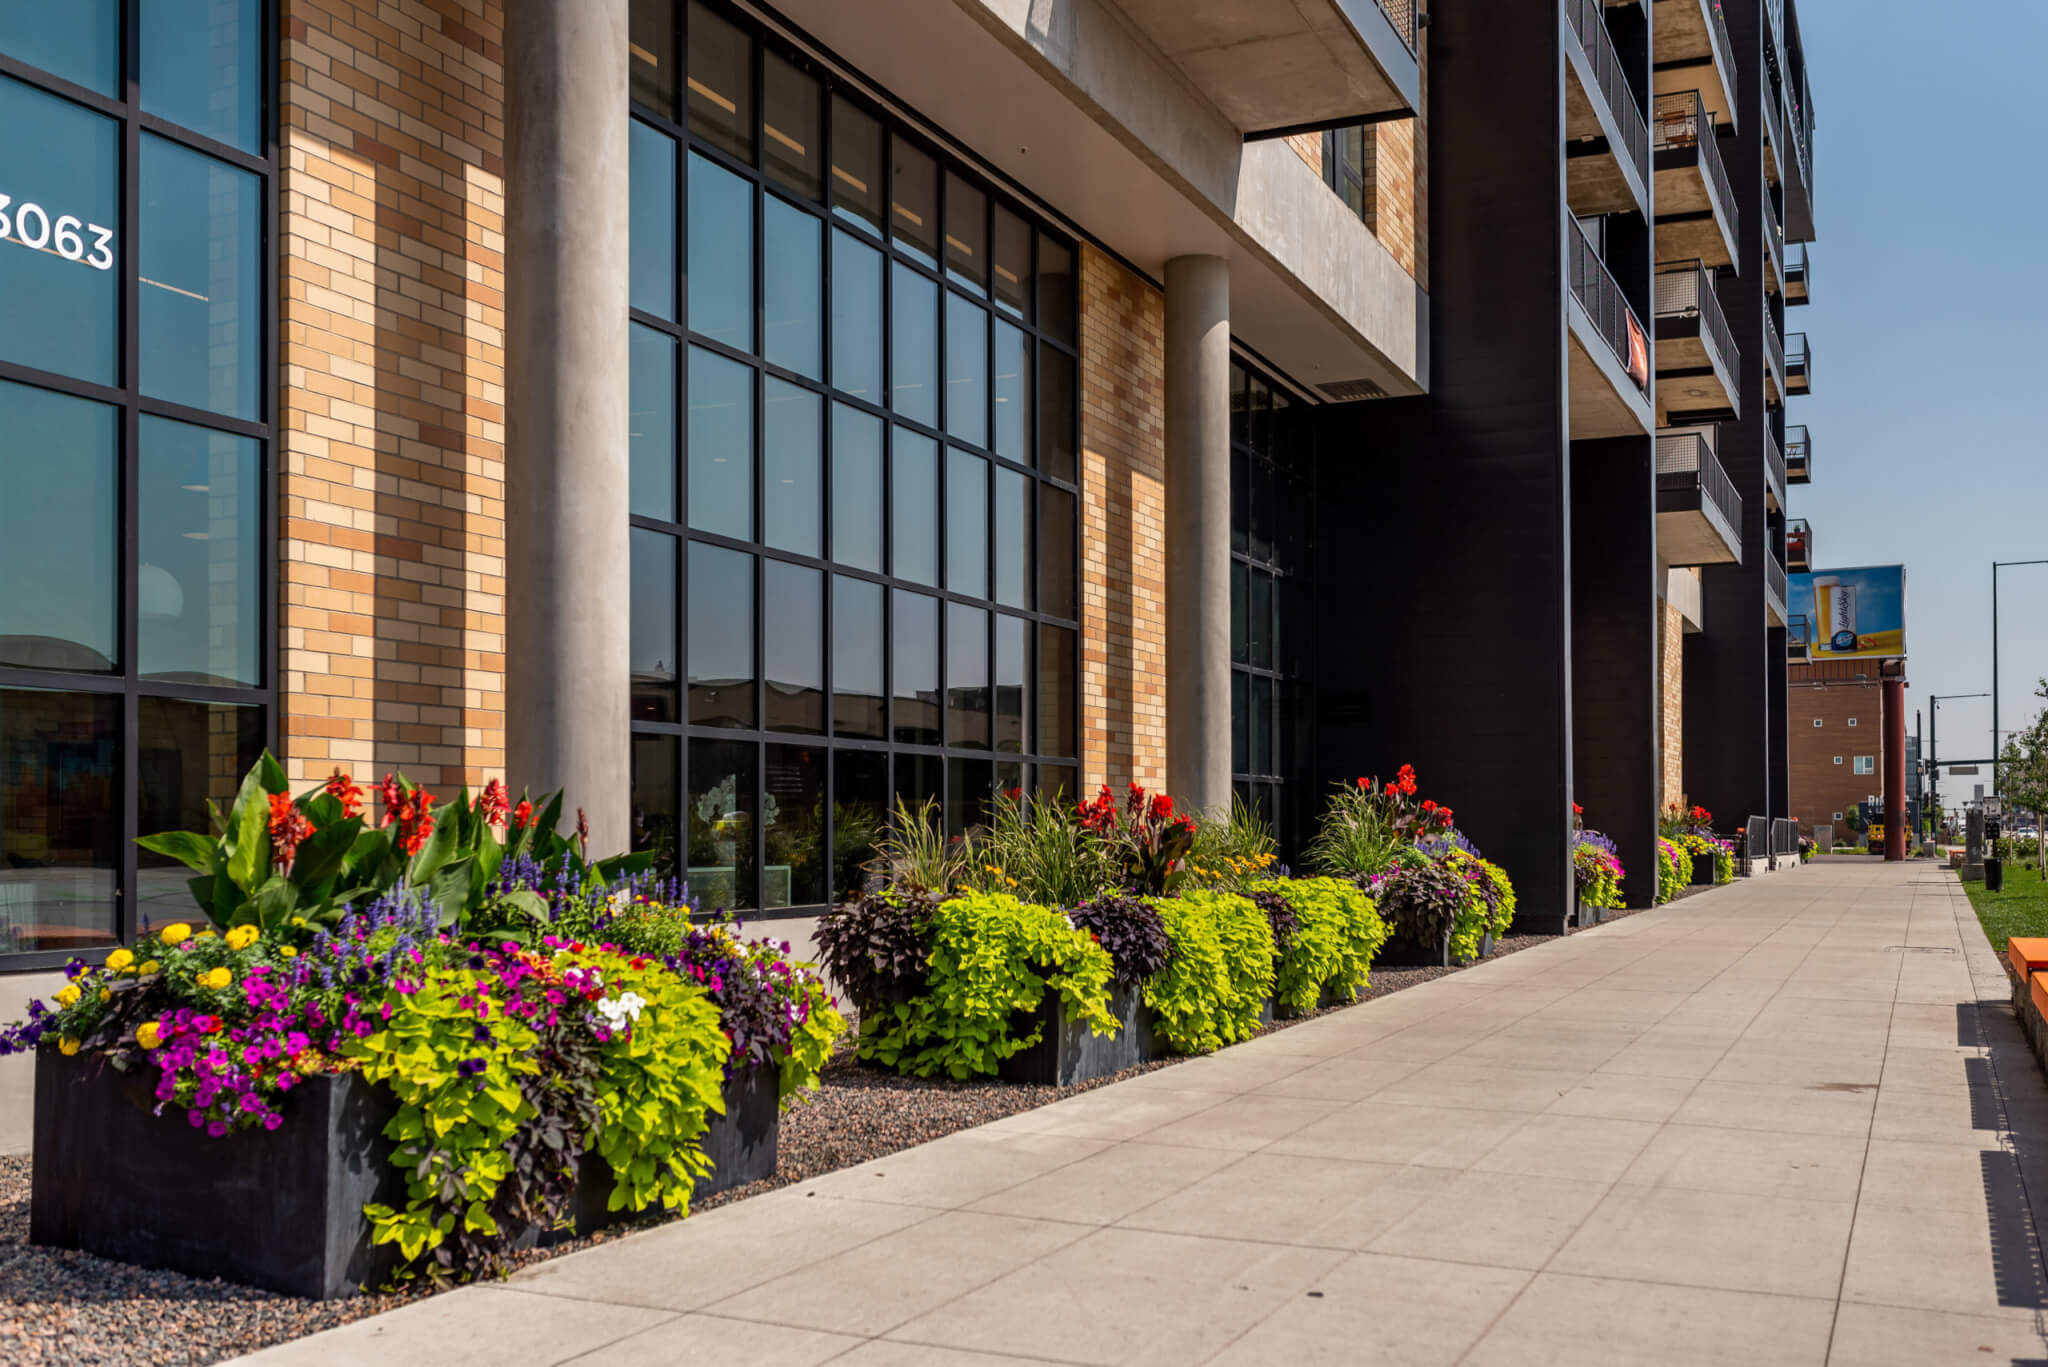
[1479,931,1496,958]
[1690,860,1716,887]
[997,984,1154,1086]
[1277,979,1365,1021]
[1376,928,1452,968]
[31,1046,776,1297]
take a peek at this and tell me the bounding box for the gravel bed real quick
[0,889,1725,1365]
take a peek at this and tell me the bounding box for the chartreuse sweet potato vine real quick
[1142,891,1275,1054]
[859,891,1116,1080]
[1268,877,1389,1015]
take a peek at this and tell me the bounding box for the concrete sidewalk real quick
[238,862,2048,1366]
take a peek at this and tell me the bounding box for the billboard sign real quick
[1788,564,1906,661]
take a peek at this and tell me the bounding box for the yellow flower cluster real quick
[225,924,259,951]
[981,863,1020,889]
[160,923,192,946]
[198,966,234,990]
[54,984,80,1008]
[135,1022,162,1050]
[105,948,134,972]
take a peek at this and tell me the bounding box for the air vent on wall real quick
[1315,377,1388,402]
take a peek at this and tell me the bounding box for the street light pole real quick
[1993,560,2048,795]
[1930,692,1990,839]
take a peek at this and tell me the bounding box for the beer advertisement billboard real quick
[1788,564,1906,661]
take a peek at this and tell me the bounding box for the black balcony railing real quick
[1764,423,1786,508]
[1570,213,1650,396]
[1706,0,1736,99]
[1786,243,1809,296]
[1785,423,1811,482]
[1786,331,1811,387]
[1787,517,1811,570]
[1657,427,1743,556]
[1375,0,1417,50]
[1653,262,1738,385]
[1765,312,1786,393]
[1789,613,1812,659]
[1767,547,1788,617]
[1565,0,1649,190]
[1653,91,1738,252]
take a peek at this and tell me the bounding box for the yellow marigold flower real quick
[54,985,80,1008]
[138,960,161,976]
[105,948,134,972]
[160,924,192,946]
[199,966,233,991]
[136,1023,162,1050]
[58,1038,80,1056]
[98,989,110,1003]
[194,928,214,939]
[279,946,298,959]
[289,916,307,928]
[225,925,259,951]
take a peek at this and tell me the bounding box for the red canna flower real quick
[323,769,365,820]
[267,792,315,874]
[1148,793,1174,822]
[379,774,405,829]
[512,799,534,829]
[398,790,437,857]
[479,777,509,827]
[1422,799,1437,814]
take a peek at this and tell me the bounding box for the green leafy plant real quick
[1186,796,1282,892]
[969,788,1119,908]
[866,797,969,895]
[1656,838,1692,904]
[1078,784,1197,896]
[1069,894,1174,989]
[1142,891,1276,1054]
[1377,856,1473,956]
[813,887,937,1016]
[859,891,1116,1079]
[1268,877,1388,1014]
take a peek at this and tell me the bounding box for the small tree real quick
[1997,679,2048,869]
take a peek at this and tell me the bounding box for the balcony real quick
[1656,426,1743,566]
[1766,546,1789,627]
[1764,422,1787,513]
[1564,0,1650,217]
[1765,312,1786,405]
[1653,262,1739,420]
[1653,92,1739,271]
[1763,191,1785,297]
[1785,423,1811,483]
[1567,213,1654,437]
[1766,0,1816,241]
[1786,244,1810,303]
[1786,517,1812,573]
[1762,54,1786,186]
[1788,612,1812,661]
[1786,331,1811,394]
[1651,0,1736,133]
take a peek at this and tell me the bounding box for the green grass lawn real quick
[1963,859,2048,949]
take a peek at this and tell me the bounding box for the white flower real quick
[594,991,648,1032]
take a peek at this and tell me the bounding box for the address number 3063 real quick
[0,194,116,270]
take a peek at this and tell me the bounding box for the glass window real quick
[1250,570,1273,669]
[830,404,883,573]
[829,95,884,235]
[944,293,987,447]
[763,379,821,555]
[138,416,259,687]
[995,468,1031,609]
[946,602,988,750]
[832,575,884,740]
[993,323,1031,463]
[140,135,262,420]
[688,152,753,351]
[762,51,821,200]
[830,230,882,402]
[687,346,752,538]
[630,324,678,520]
[764,559,824,734]
[892,429,938,585]
[630,528,678,723]
[764,743,825,906]
[892,589,939,745]
[140,0,261,153]
[0,4,120,95]
[629,0,678,117]
[1039,343,1076,481]
[1038,625,1076,759]
[894,751,941,823]
[630,121,678,320]
[0,688,120,953]
[1250,675,1273,775]
[1231,560,1248,664]
[1038,234,1076,344]
[995,614,1028,754]
[687,0,753,162]
[1232,671,1249,776]
[688,541,754,728]
[1040,485,1076,620]
[890,262,937,426]
[0,379,117,672]
[688,737,756,912]
[763,198,822,379]
[136,696,263,926]
[833,748,887,898]
[0,76,119,386]
[945,756,993,837]
[632,732,681,882]
[890,135,937,264]
[992,205,1031,320]
[946,447,988,597]
[944,173,987,293]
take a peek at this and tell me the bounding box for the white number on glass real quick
[53,215,83,261]
[13,202,48,250]
[0,192,115,270]
[85,223,113,270]
[0,193,11,239]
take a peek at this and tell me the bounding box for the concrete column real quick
[504,0,632,853]
[1163,255,1232,818]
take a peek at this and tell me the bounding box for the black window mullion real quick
[117,0,142,945]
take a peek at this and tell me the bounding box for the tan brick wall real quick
[1078,245,1168,795]
[1284,131,1324,178]
[278,0,507,790]
[1275,52,1426,289]
[1660,600,1685,811]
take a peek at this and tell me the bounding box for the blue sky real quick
[1791,0,2048,781]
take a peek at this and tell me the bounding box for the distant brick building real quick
[1789,658,1900,846]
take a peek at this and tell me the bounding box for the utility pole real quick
[1930,692,1990,841]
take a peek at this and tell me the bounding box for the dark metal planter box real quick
[998,984,1153,1086]
[1276,979,1363,1021]
[1691,859,1716,887]
[32,1048,777,1297]
[1377,928,1453,968]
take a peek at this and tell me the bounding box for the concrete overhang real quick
[757,0,1427,400]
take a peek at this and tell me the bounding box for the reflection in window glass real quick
[829,95,884,236]
[944,173,987,293]
[1231,560,1248,664]
[1038,762,1077,806]
[992,205,1031,320]
[890,263,937,426]
[946,448,987,597]
[138,417,259,687]
[0,76,118,386]
[890,135,937,264]
[995,468,1031,609]
[0,4,120,94]
[0,379,117,673]
[688,347,752,538]
[764,379,821,556]
[1039,485,1076,620]
[136,696,263,923]
[630,324,677,520]
[830,404,883,573]
[1039,625,1076,758]
[687,0,752,162]
[1233,671,1248,774]
[630,121,677,320]
[630,529,678,723]
[763,51,821,200]
[946,603,988,750]
[891,430,938,586]
[833,748,887,899]
[1250,570,1273,669]
[764,560,824,734]
[993,323,1031,463]
[688,737,756,912]
[894,752,941,825]
[1039,343,1076,482]
[628,0,678,117]
[632,732,681,882]
[1251,675,1273,774]
[892,590,939,746]
[763,199,821,379]
[688,541,754,728]
[140,135,261,420]
[995,614,1028,754]
[0,687,120,951]
[141,0,261,153]
[832,575,884,741]
[830,230,882,402]
[944,293,987,447]
[764,743,825,906]
[1038,234,1076,344]
[689,153,753,351]
[945,757,993,837]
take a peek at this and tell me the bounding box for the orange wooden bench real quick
[2010,937,2048,984]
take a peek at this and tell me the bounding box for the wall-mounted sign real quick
[0,193,115,270]
[1788,564,1906,661]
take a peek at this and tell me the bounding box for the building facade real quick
[0,0,1818,970]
